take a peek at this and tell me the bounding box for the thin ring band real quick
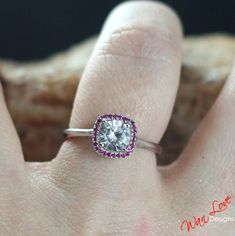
[64,114,162,158]
[64,128,162,155]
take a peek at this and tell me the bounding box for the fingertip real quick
[102,0,183,40]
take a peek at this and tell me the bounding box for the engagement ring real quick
[64,114,162,158]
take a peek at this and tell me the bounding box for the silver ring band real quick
[64,128,162,155]
[64,114,162,159]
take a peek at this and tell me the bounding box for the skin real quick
[0,1,235,235]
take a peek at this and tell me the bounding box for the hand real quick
[1,1,234,235]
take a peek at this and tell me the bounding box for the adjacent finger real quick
[0,83,25,179]
[167,62,235,201]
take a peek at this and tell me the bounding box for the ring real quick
[64,114,162,158]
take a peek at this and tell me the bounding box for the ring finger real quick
[52,0,182,196]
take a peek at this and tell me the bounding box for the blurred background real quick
[0,0,234,164]
[0,0,234,60]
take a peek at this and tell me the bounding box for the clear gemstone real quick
[97,119,132,153]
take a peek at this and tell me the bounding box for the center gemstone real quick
[93,114,137,158]
[97,119,132,153]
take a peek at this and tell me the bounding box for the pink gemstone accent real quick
[92,114,137,158]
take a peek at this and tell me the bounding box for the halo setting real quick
[92,114,137,158]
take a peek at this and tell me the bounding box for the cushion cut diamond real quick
[92,114,137,158]
[98,119,131,152]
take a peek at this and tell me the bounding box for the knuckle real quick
[97,24,180,62]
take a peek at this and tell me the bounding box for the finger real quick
[53,1,182,190]
[166,63,235,201]
[0,83,25,178]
